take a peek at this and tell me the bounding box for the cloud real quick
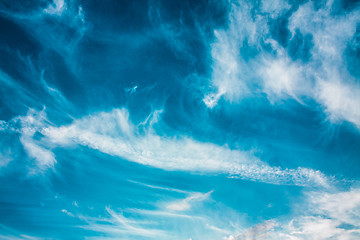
[205,28,246,106]
[264,0,360,129]
[44,0,66,16]
[278,216,358,240]
[288,1,360,128]
[127,179,188,194]
[260,0,290,18]
[15,109,57,170]
[1,1,359,239]
[61,209,74,217]
[1,107,330,186]
[0,0,88,61]
[276,187,360,239]
[308,187,360,227]
[316,79,360,128]
[288,1,359,59]
[0,225,43,240]
[166,191,213,211]
[201,0,360,129]
[0,109,56,173]
[80,207,167,239]
[225,220,277,240]
[260,57,307,103]
[203,1,266,106]
[20,135,56,170]
[0,108,56,171]
[34,108,330,187]
[227,187,360,240]
[75,188,233,239]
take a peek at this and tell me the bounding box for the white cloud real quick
[207,29,245,105]
[74,188,238,240]
[227,187,360,240]
[308,188,360,227]
[203,2,268,107]
[80,206,167,239]
[286,0,360,128]
[279,216,348,240]
[61,209,74,217]
[280,1,360,128]
[225,220,277,240]
[202,0,360,129]
[44,0,67,16]
[14,109,57,170]
[261,0,291,18]
[166,191,213,211]
[2,107,331,186]
[316,80,360,128]
[20,136,56,169]
[260,57,308,103]
[203,92,225,109]
[128,179,188,194]
[129,181,214,214]
[288,1,360,60]
[277,187,360,240]
[35,108,330,187]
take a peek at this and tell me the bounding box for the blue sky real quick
[0,0,360,239]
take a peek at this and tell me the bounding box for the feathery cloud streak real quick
[0,108,330,187]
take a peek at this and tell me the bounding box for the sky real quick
[0,0,360,239]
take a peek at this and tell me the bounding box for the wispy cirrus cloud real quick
[203,0,360,129]
[81,206,168,239]
[69,186,228,239]
[1,108,331,187]
[316,80,360,128]
[166,190,213,211]
[0,0,87,61]
[73,185,360,239]
[0,225,43,240]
